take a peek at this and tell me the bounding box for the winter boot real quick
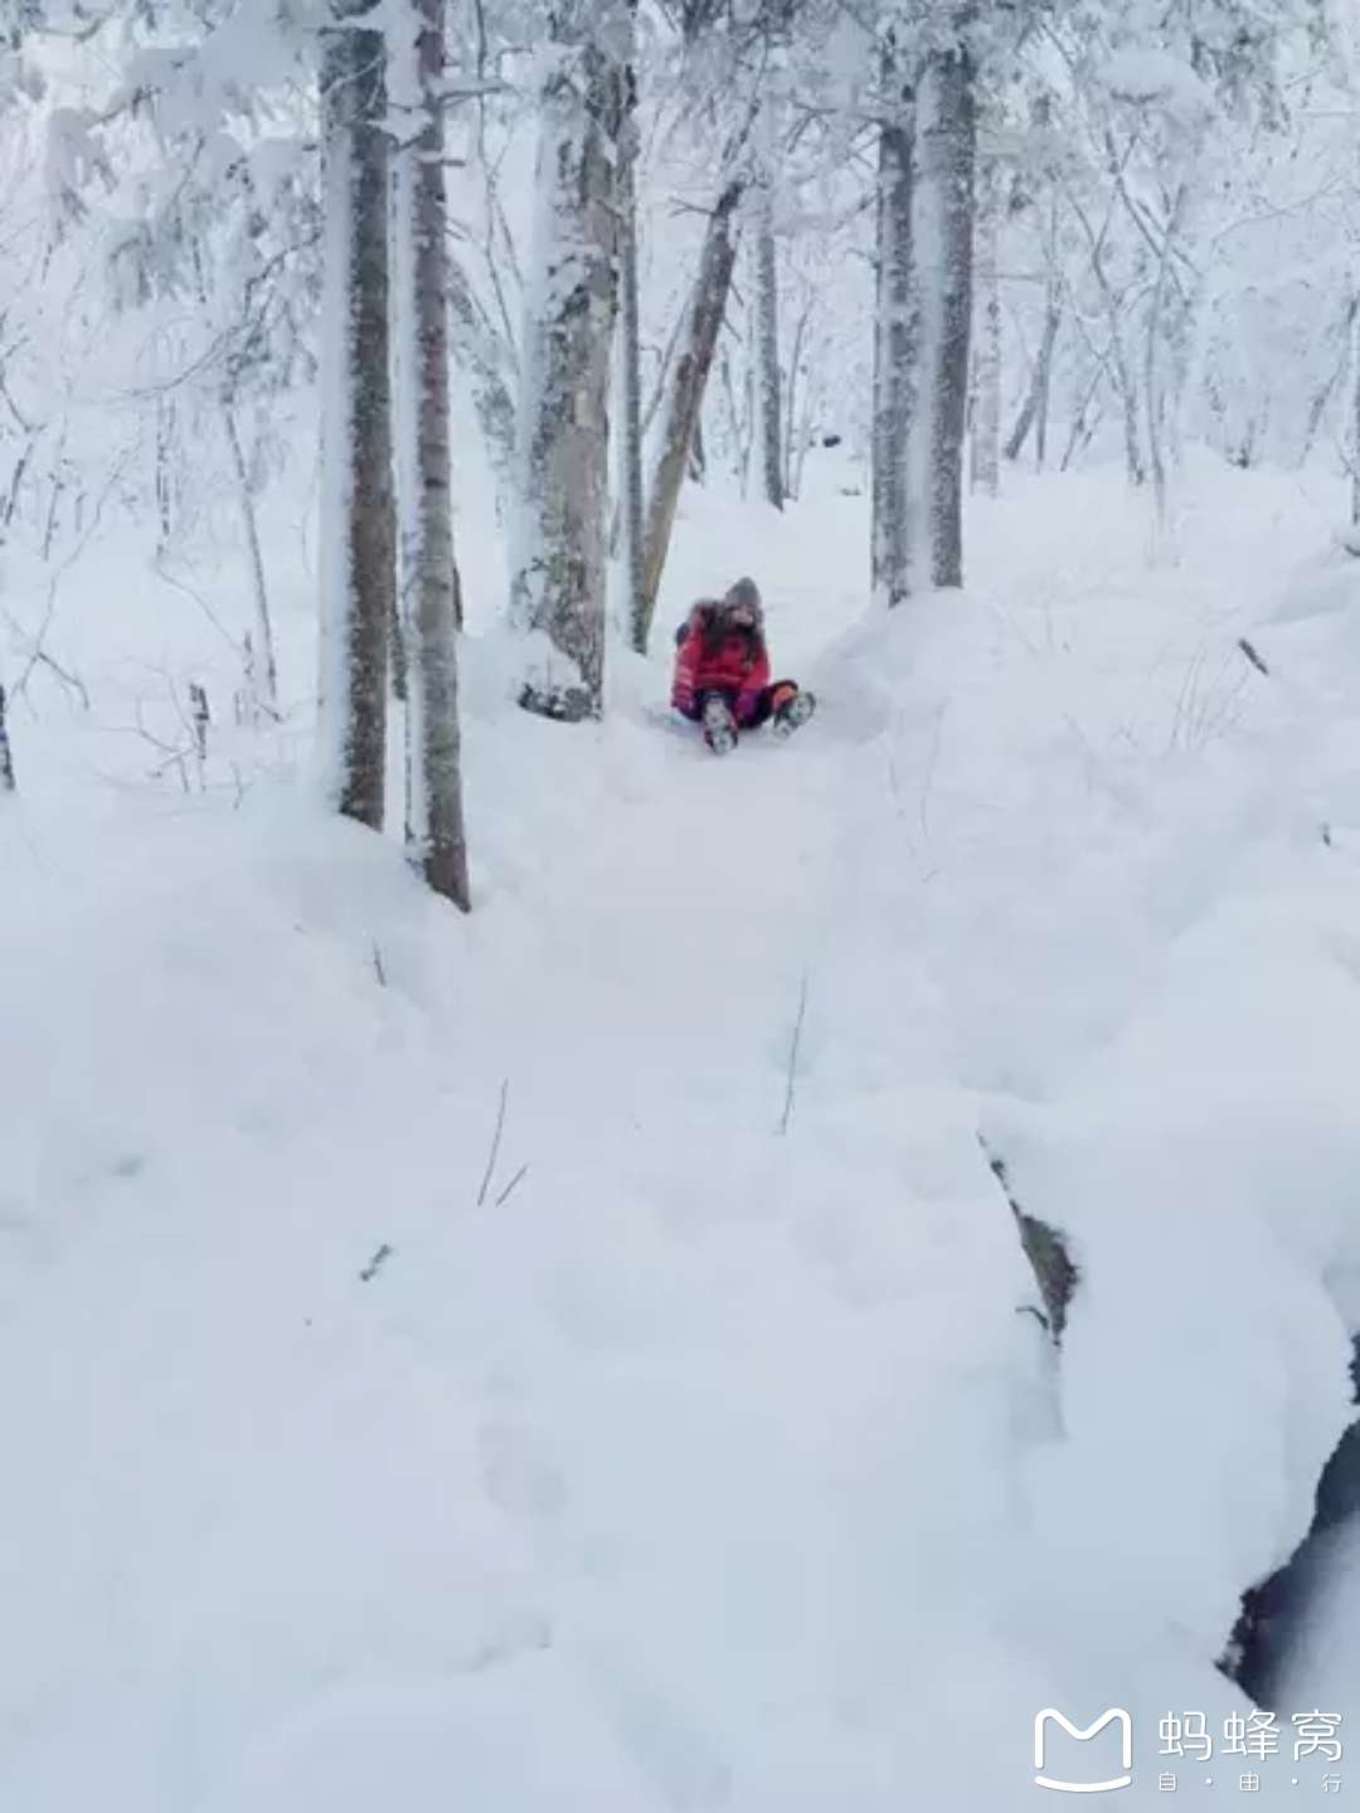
[772,686,816,739]
[701,694,739,756]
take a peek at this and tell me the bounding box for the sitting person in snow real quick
[670,578,815,755]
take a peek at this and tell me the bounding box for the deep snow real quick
[3,449,1360,1807]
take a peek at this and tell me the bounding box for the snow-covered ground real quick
[3,451,1360,1808]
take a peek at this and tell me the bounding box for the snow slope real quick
[3,452,1360,1808]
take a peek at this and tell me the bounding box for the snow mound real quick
[3,462,1360,1807]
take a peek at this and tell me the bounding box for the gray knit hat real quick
[724,577,762,616]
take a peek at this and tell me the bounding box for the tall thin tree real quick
[870,32,916,608]
[618,19,647,652]
[755,178,785,508]
[318,0,394,827]
[970,151,1001,496]
[511,0,626,721]
[394,0,471,908]
[908,27,976,589]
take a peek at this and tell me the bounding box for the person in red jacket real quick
[670,578,815,754]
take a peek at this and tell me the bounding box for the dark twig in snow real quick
[478,1078,510,1205]
[494,1164,529,1207]
[359,1242,393,1283]
[372,941,387,988]
[188,682,210,762]
[1237,637,1270,677]
[778,973,809,1136]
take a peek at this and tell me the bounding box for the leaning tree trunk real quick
[221,400,279,718]
[970,153,1001,497]
[635,176,744,650]
[318,0,394,828]
[393,0,470,908]
[510,0,624,722]
[870,36,916,609]
[755,179,784,510]
[1005,283,1061,465]
[908,35,976,591]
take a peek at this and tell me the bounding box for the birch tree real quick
[1005,269,1062,466]
[221,399,280,720]
[617,24,647,649]
[754,177,785,508]
[907,25,976,590]
[970,149,1001,495]
[870,32,916,608]
[318,0,395,828]
[392,0,470,909]
[870,0,977,603]
[511,0,627,723]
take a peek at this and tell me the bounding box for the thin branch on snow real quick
[1237,638,1270,678]
[778,973,809,1137]
[494,1164,529,1207]
[478,1078,510,1205]
[359,1242,394,1283]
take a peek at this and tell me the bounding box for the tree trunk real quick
[635,176,744,651]
[222,400,279,718]
[1005,285,1061,465]
[688,412,707,483]
[755,181,784,509]
[445,253,517,501]
[1351,291,1360,527]
[1093,274,1142,486]
[318,0,394,829]
[510,0,624,722]
[909,36,976,591]
[618,55,647,653]
[1144,180,1190,546]
[969,154,1001,496]
[393,0,470,909]
[718,344,750,487]
[0,681,14,794]
[782,296,811,502]
[1294,294,1358,469]
[155,398,174,554]
[870,39,916,608]
[1059,356,1105,471]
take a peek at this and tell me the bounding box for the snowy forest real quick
[7,0,1360,1805]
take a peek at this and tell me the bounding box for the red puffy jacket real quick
[671,604,771,724]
